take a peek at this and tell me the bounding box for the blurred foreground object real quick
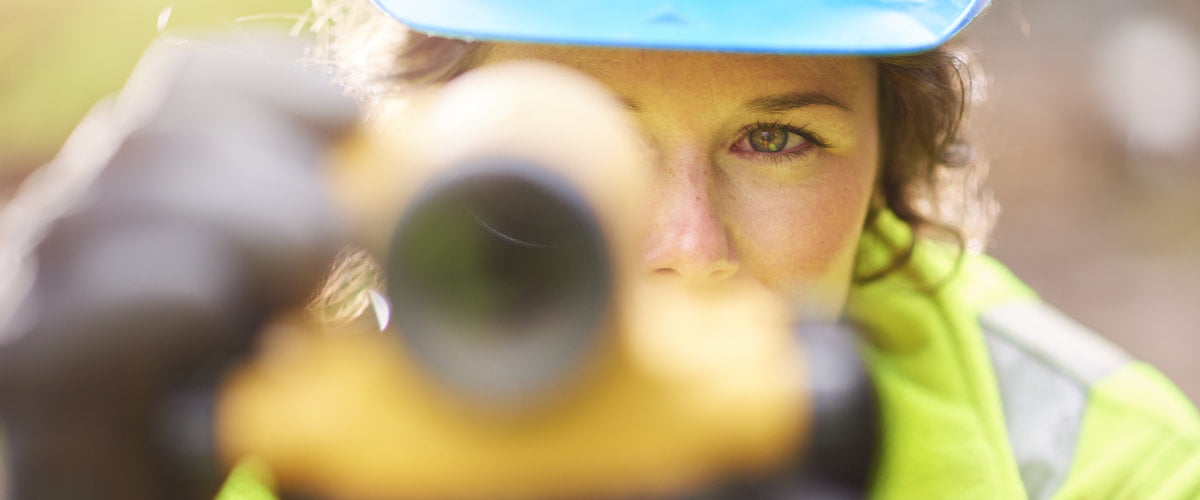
[0,33,355,499]
[218,61,877,499]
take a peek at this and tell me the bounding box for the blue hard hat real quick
[370,0,989,54]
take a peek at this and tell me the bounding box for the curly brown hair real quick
[861,50,987,282]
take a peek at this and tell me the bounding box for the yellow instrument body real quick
[216,62,809,499]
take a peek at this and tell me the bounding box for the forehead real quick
[482,43,876,108]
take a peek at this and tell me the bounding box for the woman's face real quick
[483,45,880,318]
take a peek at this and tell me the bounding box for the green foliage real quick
[0,0,309,176]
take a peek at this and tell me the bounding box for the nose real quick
[642,149,739,286]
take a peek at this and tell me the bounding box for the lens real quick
[386,159,611,407]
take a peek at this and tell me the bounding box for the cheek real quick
[722,157,876,306]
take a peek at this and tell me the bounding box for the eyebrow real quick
[744,91,851,113]
[617,91,851,114]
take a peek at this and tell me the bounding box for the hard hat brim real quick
[370,0,988,54]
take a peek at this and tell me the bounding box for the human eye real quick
[729,121,831,161]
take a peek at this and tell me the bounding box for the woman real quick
[270,0,1199,498]
[0,0,1195,498]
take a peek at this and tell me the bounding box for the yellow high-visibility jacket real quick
[849,209,1200,498]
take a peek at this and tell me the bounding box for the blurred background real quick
[0,0,1196,405]
[964,0,1200,403]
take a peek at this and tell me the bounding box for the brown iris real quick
[748,126,789,153]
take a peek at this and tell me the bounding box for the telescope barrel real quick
[385,158,612,407]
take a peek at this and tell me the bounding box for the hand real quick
[0,31,356,500]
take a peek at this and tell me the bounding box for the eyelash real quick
[731,120,831,163]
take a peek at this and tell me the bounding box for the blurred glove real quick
[0,31,357,500]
